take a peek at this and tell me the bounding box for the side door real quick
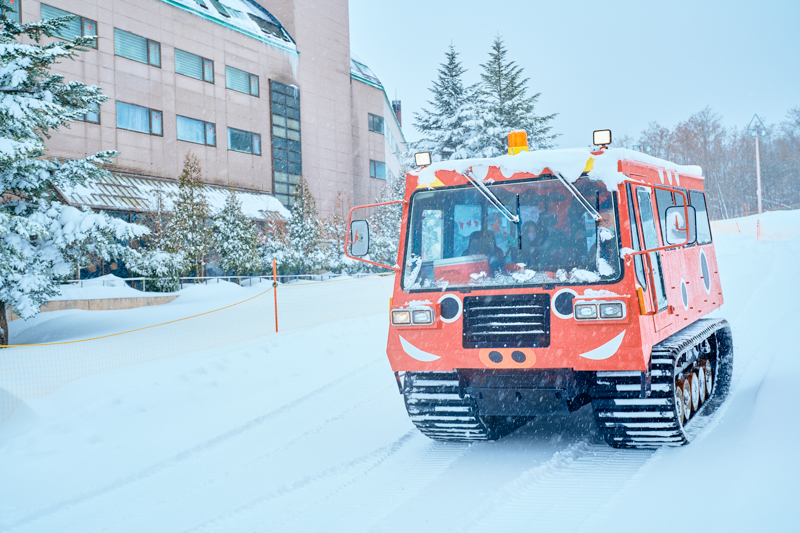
[627,184,669,328]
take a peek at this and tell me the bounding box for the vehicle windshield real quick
[402,177,621,291]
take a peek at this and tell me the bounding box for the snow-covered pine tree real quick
[473,36,557,156]
[165,152,214,277]
[214,187,262,276]
[280,176,327,274]
[0,6,147,344]
[126,183,184,292]
[412,45,481,161]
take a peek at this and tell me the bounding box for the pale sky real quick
[348,0,800,149]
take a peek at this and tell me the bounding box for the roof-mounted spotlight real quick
[593,129,612,147]
[414,152,432,167]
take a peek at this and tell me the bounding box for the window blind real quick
[226,66,250,94]
[41,4,82,41]
[175,49,203,80]
[116,102,149,133]
[177,116,205,144]
[114,29,148,64]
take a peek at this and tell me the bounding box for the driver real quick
[463,229,504,272]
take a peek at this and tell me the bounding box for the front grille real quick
[462,294,550,349]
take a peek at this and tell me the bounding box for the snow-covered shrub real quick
[126,249,185,292]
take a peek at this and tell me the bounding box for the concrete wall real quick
[7,295,179,322]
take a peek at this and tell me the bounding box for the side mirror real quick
[664,205,697,245]
[350,219,370,257]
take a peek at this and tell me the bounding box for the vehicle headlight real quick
[391,310,411,325]
[600,303,624,319]
[412,309,433,324]
[574,303,597,320]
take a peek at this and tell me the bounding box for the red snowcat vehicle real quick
[346,130,733,448]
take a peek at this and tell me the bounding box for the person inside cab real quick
[463,229,504,272]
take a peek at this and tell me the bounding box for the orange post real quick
[272,259,279,332]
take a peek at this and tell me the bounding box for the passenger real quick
[506,220,538,268]
[463,229,504,272]
[535,213,568,271]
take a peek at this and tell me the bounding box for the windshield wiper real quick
[464,169,520,224]
[554,172,603,222]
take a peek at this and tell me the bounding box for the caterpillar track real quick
[402,372,525,441]
[591,318,734,449]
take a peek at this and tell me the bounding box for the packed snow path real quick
[2,211,800,532]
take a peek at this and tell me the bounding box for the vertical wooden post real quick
[272,258,279,333]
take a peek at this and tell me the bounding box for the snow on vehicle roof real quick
[415,147,704,192]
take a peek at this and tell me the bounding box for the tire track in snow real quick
[456,442,654,532]
[180,430,424,533]
[268,437,472,532]
[1,359,383,532]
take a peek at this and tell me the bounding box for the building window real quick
[114,28,160,67]
[226,66,258,96]
[83,102,100,124]
[177,116,215,146]
[368,113,384,134]
[41,4,97,47]
[208,0,230,17]
[116,101,162,135]
[370,160,386,180]
[271,81,301,207]
[1,0,21,23]
[175,49,213,83]
[248,13,285,40]
[228,127,261,155]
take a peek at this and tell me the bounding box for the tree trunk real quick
[0,301,9,347]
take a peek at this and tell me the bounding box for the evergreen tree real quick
[127,183,184,292]
[473,36,557,156]
[0,6,146,344]
[141,182,171,249]
[280,176,327,274]
[214,187,262,276]
[413,45,481,161]
[165,152,214,277]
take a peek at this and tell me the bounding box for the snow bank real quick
[52,275,156,301]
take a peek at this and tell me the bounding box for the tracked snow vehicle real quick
[346,130,732,448]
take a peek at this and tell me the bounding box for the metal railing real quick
[63,272,382,292]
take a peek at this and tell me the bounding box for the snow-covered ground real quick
[2,212,799,532]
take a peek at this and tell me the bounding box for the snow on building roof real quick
[414,147,704,192]
[161,0,296,53]
[59,173,290,220]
